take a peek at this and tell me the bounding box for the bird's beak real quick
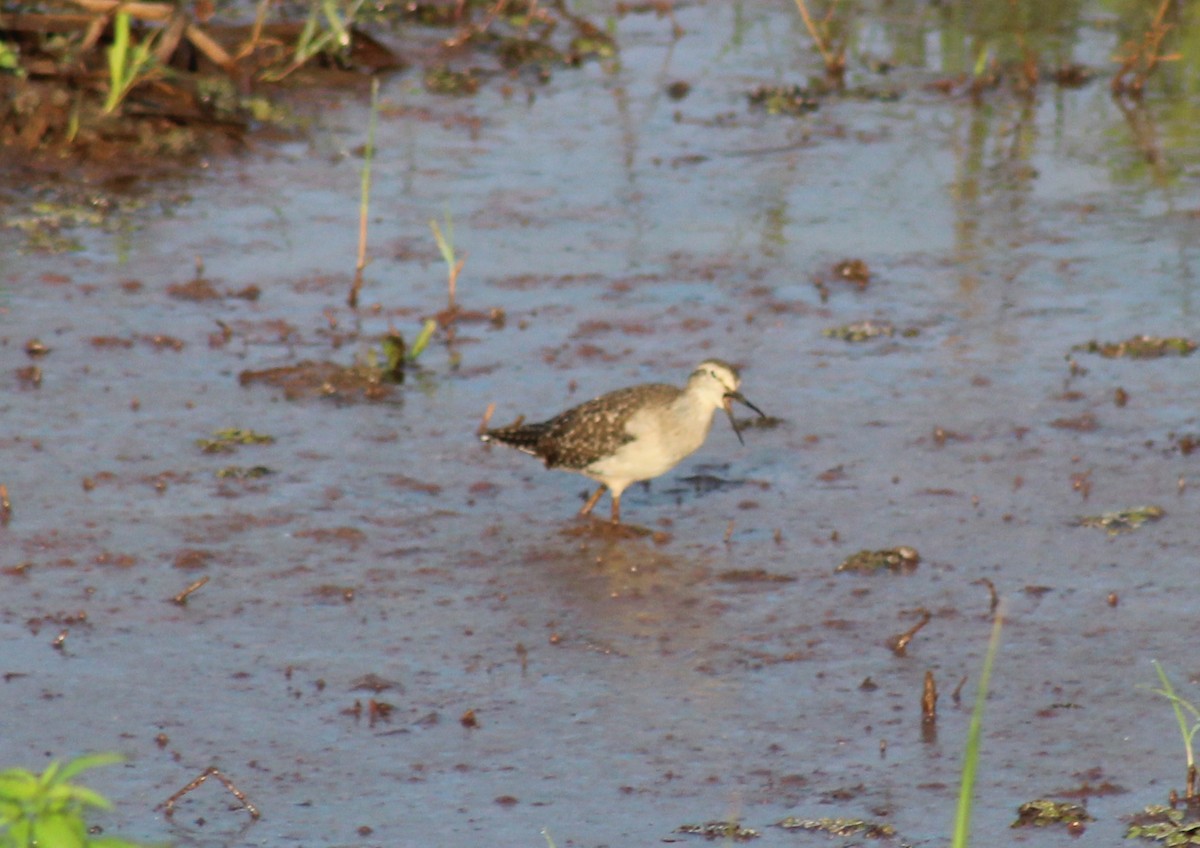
[723,391,766,446]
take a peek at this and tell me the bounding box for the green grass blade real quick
[360,77,378,222]
[430,217,454,268]
[951,609,1004,848]
[407,319,437,361]
[58,753,124,783]
[103,12,131,114]
[1152,661,1198,771]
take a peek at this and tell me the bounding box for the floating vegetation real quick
[824,320,902,342]
[747,84,820,115]
[1076,505,1164,535]
[716,568,797,583]
[832,258,871,288]
[1071,336,1197,359]
[418,0,616,83]
[423,65,482,95]
[675,820,759,841]
[836,547,920,574]
[1126,806,1200,844]
[239,359,395,401]
[196,428,276,453]
[1011,799,1093,828]
[777,817,896,838]
[497,37,562,68]
[1172,434,1200,456]
[569,32,616,62]
[215,466,273,479]
[373,326,435,384]
[4,198,124,253]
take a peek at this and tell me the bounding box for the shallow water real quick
[3,1,1200,846]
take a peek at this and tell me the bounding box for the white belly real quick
[584,403,716,493]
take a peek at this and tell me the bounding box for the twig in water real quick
[790,0,845,82]
[888,608,931,656]
[172,576,209,606]
[922,670,938,723]
[1111,0,1180,97]
[477,402,496,436]
[161,766,260,820]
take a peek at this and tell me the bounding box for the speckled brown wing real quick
[535,384,679,469]
[486,383,679,470]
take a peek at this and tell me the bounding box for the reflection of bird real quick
[481,359,766,524]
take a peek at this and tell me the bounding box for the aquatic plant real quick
[0,753,152,848]
[378,319,437,378]
[430,209,464,312]
[0,39,21,75]
[349,76,380,309]
[103,12,159,114]
[407,319,438,361]
[951,609,1004,848]
[1148,661,1200,802]
[1011,799,1092,829]
[261,0,368,81]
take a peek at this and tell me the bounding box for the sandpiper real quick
[480,359,765,523]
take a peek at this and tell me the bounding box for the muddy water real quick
[3,1,1200,846]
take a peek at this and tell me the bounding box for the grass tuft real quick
[1148,660,1200,801]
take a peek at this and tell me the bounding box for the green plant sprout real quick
[430,210,464,312]
[0,752,153,848]
[1149,660,1200,801]
[951,608,1004,848]
[103,12,159,115]
[408,318,437,361]
[349,76,380,308]
[972,45,991,78]
[263,0,366,81]
[379,318,436,378]
[0,39,23,76]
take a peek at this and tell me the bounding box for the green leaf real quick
[32,811,87,848]
[91,838,163,848]
[38,761,62,788]
[0,799,26,827]
[104,12,131,113]
[407,319,437,361]
[0,770,39,801]
[430,215,455,268]
[6,817,33,846]
[51,783,113,811]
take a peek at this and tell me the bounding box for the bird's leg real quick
[610,492,621,524]
[580,484,607,517]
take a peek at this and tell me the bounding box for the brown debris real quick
[160,766,260,821]
[888,609,931,656]
[921,670,937,722]
[239,360,395,401]
[171,575,209,605]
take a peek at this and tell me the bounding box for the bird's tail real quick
[480,419,550,455]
